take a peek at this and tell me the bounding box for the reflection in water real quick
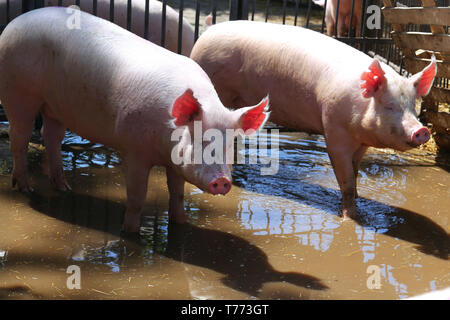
[0,250,7,269]
[0,130,448,299]
[236,195,340,252]
[140,215,170,265]
[228,131,448,298]
[232,132,415,254]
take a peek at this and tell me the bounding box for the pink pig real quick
[0,8,269,232]
[1,0,195,56]
[313,0,363,37]
[190,21,436,219]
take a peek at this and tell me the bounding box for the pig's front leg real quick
[166,167,187,224]
[325,130,361,219]
[122,156,152,233]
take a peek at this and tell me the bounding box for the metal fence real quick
[1,0,448,71]
[0,0,448,102]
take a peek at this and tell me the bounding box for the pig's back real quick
[192,21,374,132]
[197,20,372,83]
[0,7,208,149]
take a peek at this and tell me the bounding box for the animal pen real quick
[0,0,449,301]
[0,0,449,151]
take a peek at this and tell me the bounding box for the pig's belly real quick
[269,108,324,134]
[42,101,120,150]
[259,91,324,134]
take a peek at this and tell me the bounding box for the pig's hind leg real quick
[3,95,42,192]
[41,112,71,191]
[352,145,368,198]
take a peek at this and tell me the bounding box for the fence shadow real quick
[16,188,328,297]
[232,172,449,260]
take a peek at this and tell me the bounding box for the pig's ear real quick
[235,95,270,135]
[171,89,201,126]
[360,59,386,98]
[410,55,437,97]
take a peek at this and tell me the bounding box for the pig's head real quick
[170,89,270,195]
[360,56,436,151]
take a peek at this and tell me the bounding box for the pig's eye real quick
[385,105,395,112]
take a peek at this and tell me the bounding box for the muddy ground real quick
[0,123,448,300]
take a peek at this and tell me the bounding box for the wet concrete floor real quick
[0,126,448,299]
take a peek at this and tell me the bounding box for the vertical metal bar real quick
[294,0,300,26]
[399,56,404,75]
[161,0,167,48]
[264,0,270,22]
[93,0,98,16]
[177,0,184,54]
[320,0,327,33]
[240,0,249,19]
[385,24,391,65]
[127,0,132,31]
[251,0,255,21]
[359,0,366,39]
[6,0,10,23]
[334,0,340,37]
[229,0,237,20]
[110,0,114,22]
[212,0,217,24]
[305,0,312,28]
[58,0,62,7]
[361,0,369,52]
[144,0,149,40]
[282,0,287,25]
[194,0,200,41]
[349,0,355,37]
[374,0,381,55]
[76,0,80,7]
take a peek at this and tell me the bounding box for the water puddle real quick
[0,128,448,299]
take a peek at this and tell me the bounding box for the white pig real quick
[313,0,363,37]
[190,21,436,219]
[0,8,269,232]
[0,0,195,56]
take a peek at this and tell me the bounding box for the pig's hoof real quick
[342,215,352,222]
[56,181,72,192]
[121,224,141,233]
[169,212,188,224]
[12,176,34,193]
[51,177,72,192]
[342,209,356,221]
[121,225,141,234]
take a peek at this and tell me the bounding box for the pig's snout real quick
[411,127,430,146]
[208,177,231,195]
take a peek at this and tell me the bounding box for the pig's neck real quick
[351,99,387,149]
